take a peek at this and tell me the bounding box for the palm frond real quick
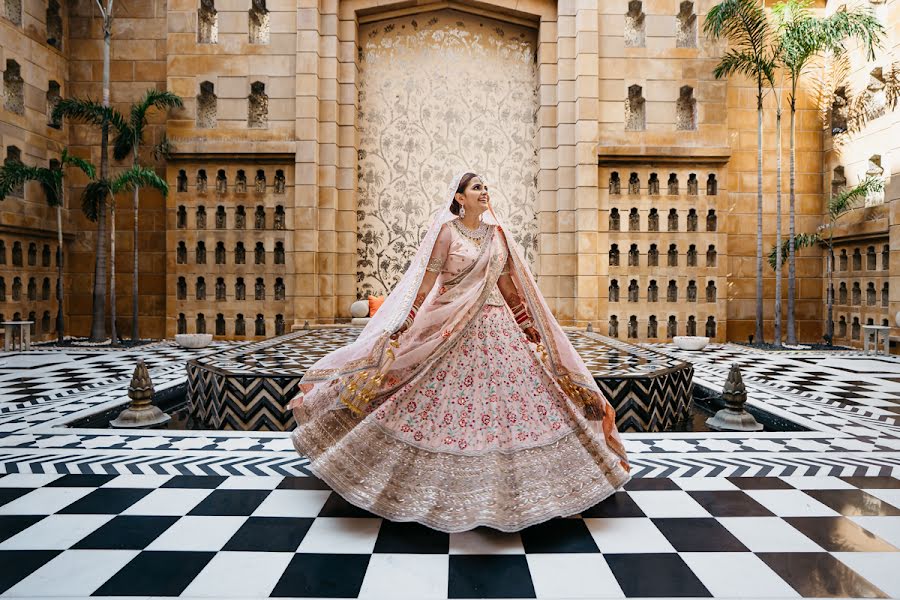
[704,0,772,55]
[827,176,883,219]
[60,150,97,181]
[110,165,169,197]
[53,98,128,134]
[80,179,112,222]
[712,49,762,81]
[768,232,820,269]
[0,162,52,201]
[822,7,884,63]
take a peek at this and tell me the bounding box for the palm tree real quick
[769,176,883,345]
[112,90,183,342]
[704,0,777,345]
[80,166,169,344]
[772,0,883,345]
[0,150,96,343]
[54,98,129,342]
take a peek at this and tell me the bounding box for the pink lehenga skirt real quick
[291,303,631,533]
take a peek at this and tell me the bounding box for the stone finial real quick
[706,364,763,432]
[586,322,593,333]
[110,359,171,428]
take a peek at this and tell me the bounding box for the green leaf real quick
[768,232,820,269]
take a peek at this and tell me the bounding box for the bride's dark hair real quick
[449,172,480,216]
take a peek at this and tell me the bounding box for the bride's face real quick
[457,177,490,217]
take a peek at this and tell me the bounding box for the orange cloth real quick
[368,295,385,317]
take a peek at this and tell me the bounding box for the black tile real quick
[92,550,215,596]
[653,518,749,552]
[0,488,31,509]
[0,515,45,544]
[519,518,599,553]
[687,490,774,517]
[222,517,314,552]
[581,492,646,518]
[758,552,889,598]
[271,553,370,598]
[45,474,116,488]
[317,492,378,518]
[187,489,271,516]
[727,477,794,490]
[0,550,61,594]
[278,476,331,490]
[374,520,449,554]
[803,489,900,516]
[72,515,179,550]
[161,475,227,489]
[57,487,152,515]
[605,553,711,597]
[449,555,535,598]
[785,516,897,552]
[841,476,900,489]
[624,478,680,491]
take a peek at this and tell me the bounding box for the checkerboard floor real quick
[1,473,899,599]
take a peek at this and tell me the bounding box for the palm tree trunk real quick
[755,95,764,345]
[131,183,139,342]
[89,20,111,342]
[787,94,797,345]
[55,204,65,344]
[826,243,834,344]
[110,201,117,345]
[774,108,783,347]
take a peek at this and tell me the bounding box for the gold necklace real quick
[453,218,489,245]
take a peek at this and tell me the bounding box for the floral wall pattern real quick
[356,10,540,299]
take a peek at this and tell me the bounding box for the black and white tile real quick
[0,473,898,598]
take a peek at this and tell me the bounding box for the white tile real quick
[744,489,841,517]
[864,488,900,510]
[359,554,448,599]
[780,476,856,490]
[0,474,61,488]
[681,552,800,598]
[626,491,711,518]
[717,517,824,552]
[297,517,382,554]
[2,549,139,597]
[584,518,675,553]
[449,529,525,554]
[145,516,246,551]
[251,489,332,518]
[527,553,625,598]
[218,476,284,490]
[102,475,174,489]
[181,551,294,598]
[121,488,213,516]
[0,487,94,515]
[849,516,900,548]
[833,552,900,598]
[672,477,739,491]
[0,514,114,550]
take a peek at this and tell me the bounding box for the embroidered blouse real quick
[425,219,511,306]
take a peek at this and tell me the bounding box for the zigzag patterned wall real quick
[187,363,301,431]
[598,366,694,433]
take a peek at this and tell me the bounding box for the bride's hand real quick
[523,326,541,345]
[390,324,408,340]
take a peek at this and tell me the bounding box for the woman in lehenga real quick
[289,171,630,533]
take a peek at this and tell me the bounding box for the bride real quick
[289,171,630,533]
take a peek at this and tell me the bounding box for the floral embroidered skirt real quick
[291,303,630,533]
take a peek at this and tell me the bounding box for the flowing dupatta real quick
[288,171,629,472]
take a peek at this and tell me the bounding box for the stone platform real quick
[186,328,693,433]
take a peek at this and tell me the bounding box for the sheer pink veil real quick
[289,171,473,395]
[289,170,628,470]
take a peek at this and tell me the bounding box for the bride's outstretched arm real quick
[391,223,451,339]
